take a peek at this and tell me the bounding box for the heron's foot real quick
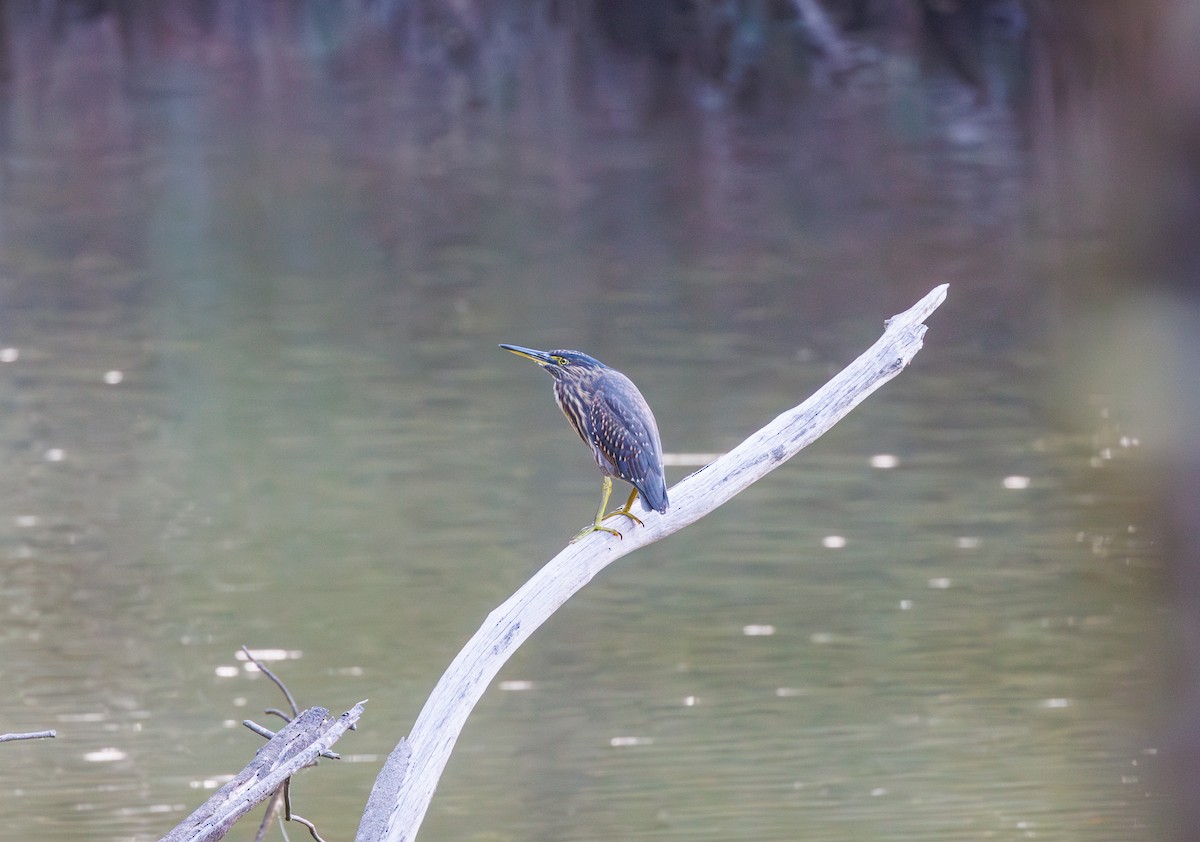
[601,507,644,527]
[572,481,640,542]
[570,522,624,543]
[598,487,643,530]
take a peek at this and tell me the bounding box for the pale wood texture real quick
[161,703,364,842]
[0,730,55,742]
[357,284,948,842]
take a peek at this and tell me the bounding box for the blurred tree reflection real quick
[2,0,1029,108]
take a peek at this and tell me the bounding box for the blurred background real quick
[0,1,1194,839]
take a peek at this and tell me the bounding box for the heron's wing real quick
[588,374,668,512]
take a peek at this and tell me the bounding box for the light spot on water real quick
[610,736,653,747]
[662,452,723,466]
[191,775,234,790]
[58,712,106,723]
[237,648,302,666]
[83,747,127,762]
[116,802,180,817]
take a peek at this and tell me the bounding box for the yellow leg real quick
[571,476,625,543]
[601,487,644,528]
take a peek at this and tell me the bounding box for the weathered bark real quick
[161,703,365,842]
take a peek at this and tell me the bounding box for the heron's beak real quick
[499,344,554,366]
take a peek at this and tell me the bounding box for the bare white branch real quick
[358,284,948,842]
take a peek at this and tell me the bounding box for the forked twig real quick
[160,702,365,842]
[241,646,300,718]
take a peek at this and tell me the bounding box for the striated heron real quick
[500,344,669,542]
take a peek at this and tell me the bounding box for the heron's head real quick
[499,345,607,382]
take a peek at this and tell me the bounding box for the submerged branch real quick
[161,702,364,842]
[0,730,56,743]
[357,284,949,842]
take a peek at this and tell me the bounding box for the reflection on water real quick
[0,9,1162,842]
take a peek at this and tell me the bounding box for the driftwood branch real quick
[357,284,948,842]
[161,702,365,842]
[0,730,56,742]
